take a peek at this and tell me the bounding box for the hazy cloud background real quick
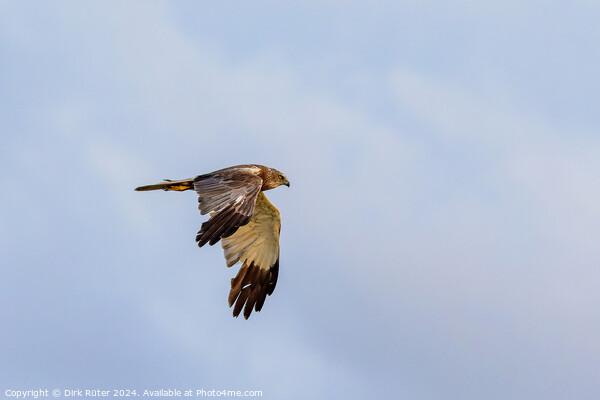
[1,1,599,399]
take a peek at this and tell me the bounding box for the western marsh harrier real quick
[135,164,290,319]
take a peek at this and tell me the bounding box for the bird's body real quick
[135,164,289,319]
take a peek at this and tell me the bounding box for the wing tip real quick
[227,260,279,319]
[195,208,252,248]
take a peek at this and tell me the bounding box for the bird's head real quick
[265,168,290,189]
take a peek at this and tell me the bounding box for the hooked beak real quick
[284,179,290,187]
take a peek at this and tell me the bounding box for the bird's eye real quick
[278,175,283,180]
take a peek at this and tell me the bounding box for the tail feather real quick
[135,178,194,192]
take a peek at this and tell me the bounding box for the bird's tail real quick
[135,178,194,192]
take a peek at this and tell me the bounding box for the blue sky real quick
[1,1,599,399]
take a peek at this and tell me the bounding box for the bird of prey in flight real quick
[135,164,290,319]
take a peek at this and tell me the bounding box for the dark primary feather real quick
[196,205,252,247]
[228,260,279,319]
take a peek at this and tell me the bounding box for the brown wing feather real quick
[221,192,281,319]
[194,168,263,247]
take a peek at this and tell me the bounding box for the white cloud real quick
[387,66,600,391]
[391,67,600,252]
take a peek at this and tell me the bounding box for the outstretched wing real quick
[221,192,281,319]
[194,168,263,247]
